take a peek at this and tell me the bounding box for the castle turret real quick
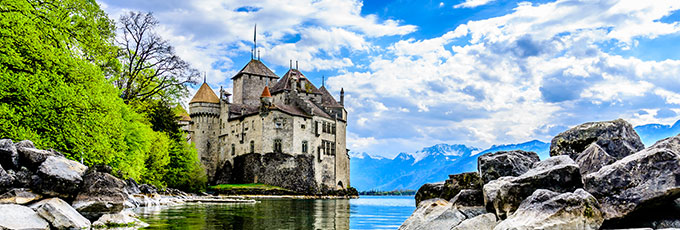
[340,88,344,106]
[232,59,278,106]
[189,81,221,179]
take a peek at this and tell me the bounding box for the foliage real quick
[113,11,199,103]
[0,0,205,192]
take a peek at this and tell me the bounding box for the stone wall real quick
[228,152,318,193]
[189,102,220,180]
[233,74,276,106]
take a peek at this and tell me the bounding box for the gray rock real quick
[483,176,514,213]
[0,164,14,191]
[92,210,148,228]
[441,172,483,202]
[494,189,603,230]
[492,156,582,219]
[575,143,617,176]
[0,204,50,230]
[452,213,497,230]
[18,147,59,170]
[451,189,484,208]
[0,188,42,204]
[138,183,157,194]
[415,182,445,206]
[478,150,540,184]
[584,141,680,221]
[0,139,19,170]
[125,178,141,195]
[399,198,466,230]
[550,118,644,160]
[35,198,91,229]
[72,171,127,220]
[7,166,32,188]
[34,156,88,198]
[14,140,35,149]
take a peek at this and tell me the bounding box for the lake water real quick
[135,196,415,229]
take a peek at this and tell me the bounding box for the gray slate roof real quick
[270,69,322,95]
[232,59,278,79]
[318,86,343,108]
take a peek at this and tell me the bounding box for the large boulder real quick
[399,198,467,230]
[33,156,88,198]
[7,166,33,188]
[0,165,14,191]
[0,188,42,204]
[495,189,603,230]
[441,172,483,201]
[584,135,680,221]
[482,176,513,213]
[550,119,644,160]
[92,210,148,228]
[575,143,617,176]
[452,213,497,230]
[451,189,484,208]
[0,204,50,230]
[14,140,35,149]
[491,156,582,219]
[72,171,127,220]
[35,198,91,229]
[18,147,61,170]
[478,150,540,184]
[415,182,445,206]
[0,139,19,170]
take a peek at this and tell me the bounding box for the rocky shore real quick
[0,139,212,229]
[402,119,680,230]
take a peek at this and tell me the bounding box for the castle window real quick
[301,124,305,129]
[275,119,282,129]
[250,141,255,154]
[302,141,308,153]
[332,124,336,134]
[274,139,282,153]
[231,144,236,156]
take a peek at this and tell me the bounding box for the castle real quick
[186,58,350,193]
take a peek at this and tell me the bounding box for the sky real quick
[97,0,680,158]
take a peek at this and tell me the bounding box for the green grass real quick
[209,183,289,191]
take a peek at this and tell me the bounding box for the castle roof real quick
[190,82,220,104]
[261,86,271,97]
[232,59,278,79]
[270,69,322,95]
[318,86,343,108]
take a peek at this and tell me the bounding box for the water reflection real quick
[136,196,414,230]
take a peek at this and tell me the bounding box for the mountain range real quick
[350,119,680,191]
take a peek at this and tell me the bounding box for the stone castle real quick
[186,58,350,193]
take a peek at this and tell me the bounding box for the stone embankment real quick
[402,118,680,230]
[0,139,213,229]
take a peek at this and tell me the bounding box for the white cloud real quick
[454,0,496,8]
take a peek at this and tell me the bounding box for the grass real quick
[209,183,289,191]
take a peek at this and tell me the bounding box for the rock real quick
[575,143,617,176]
[92,209,148,228]
[72,171,127,220]
[550,118,644,160]
[495,189,603,230]
[441,172,483,201]
[14,140,35,149]
[138,183,157,194]
[0,204,50,230]
[482,176,513,213]
[0,164,14,191]
[583,143,680,221]
[0,139,19,170]
[399,198,466,230]
[34,156,88,198]
[35,198,91,229]
[452,213,497,230]
[125,178,141,195]
[478,150,540,184]
[17,147,59,170]
[451,189,484,208]
[492,156,582,219]
[7,166,33,188]
[0,188,42,204]
[415,182,445,206]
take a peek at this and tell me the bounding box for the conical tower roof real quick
[261,86,271,97]
[190,82,219,104]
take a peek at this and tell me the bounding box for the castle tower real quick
[232,60,279,106]
[189,81,221,179]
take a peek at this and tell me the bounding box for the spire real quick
[252,24,257,60]
[203,72,206,83]
[322,75,325,87]
[340,88,344,106]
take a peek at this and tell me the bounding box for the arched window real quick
[274,139,282,153]
[231,144,236,156]
[250,140,255,154]
[302,141,308,153]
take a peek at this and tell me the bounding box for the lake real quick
[135,196,415,229]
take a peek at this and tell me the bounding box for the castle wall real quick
[334,120,349,189]
[233,74,277,106]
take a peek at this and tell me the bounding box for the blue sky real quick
[98,0,680,158]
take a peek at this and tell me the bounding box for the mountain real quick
[350,140,548,191]
[350,119,680,192]
[634,120,680,146]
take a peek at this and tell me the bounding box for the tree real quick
[114,11,199,103]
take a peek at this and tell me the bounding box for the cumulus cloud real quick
[325,0,680,156]
[454,0,496,8]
